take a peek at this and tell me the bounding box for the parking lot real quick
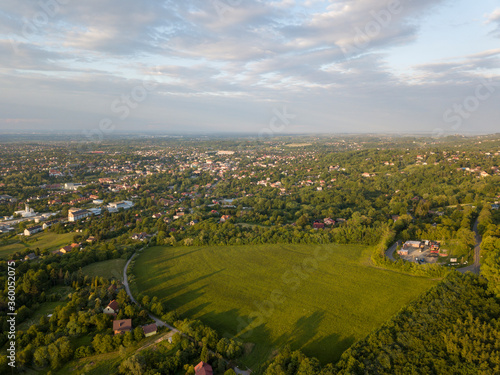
[398,246,440,264]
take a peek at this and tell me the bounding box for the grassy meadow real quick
[82,258,127,281]
[131,244,438,369]
[0,231,74,259]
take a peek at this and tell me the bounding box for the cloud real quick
[485,8,500,38]
[0,0,498,135]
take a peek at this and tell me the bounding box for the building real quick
[24,253,38,261]
[313,221,325,229]
[194,361,213,375]
[0,194,16,202]
[142,323,158,337]
[220,215,231,223]
[64,182,83,191]
[68,208,91,222]
[324,218,335,226]
[59,245,73,254]
[24,225,43,236]
[15,204,37,218]
[87,207,102,216]
[131,232,148,241]
[403,241,422,249]
[104,300,119,315]
[113,319,132,335]
[0,225,14,233]
[107,201,133,213]
[42,220,58,230]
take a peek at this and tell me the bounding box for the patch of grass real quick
[18,301,66,331]
[0,231,75,259]
[132,244,438,369]
[82,258,127,281]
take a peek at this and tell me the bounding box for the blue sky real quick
[0,0,499,137]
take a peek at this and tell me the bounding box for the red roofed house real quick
[142,323,157,337]
[313,221,325,229]
[195,361,213,375]
[113,319,132,335]
[104,300,119,315]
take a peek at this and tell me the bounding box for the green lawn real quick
[18,301,67,331]
[82,258,127,281]
[132,244,438,369]
[0,231,75,259]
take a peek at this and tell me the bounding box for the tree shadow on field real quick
[163,247,206,262]
[276,311,325,349]
[162,269,225,296]
[165,285,207,309]
[301,333,356,365]
[183,301,212,319]
[146,270,190,284]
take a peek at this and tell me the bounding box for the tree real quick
[133,327,144,342]
[34,346,49,368]
[119,355,144,375]
[200,345,210,362]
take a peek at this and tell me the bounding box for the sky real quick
[0,0,499,137]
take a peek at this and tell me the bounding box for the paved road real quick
[457,219,481,275]
[384,240,400,261]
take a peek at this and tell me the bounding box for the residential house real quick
[113,319,132,335]
[131,232,148,241]
[313,221,325,229]
[142,323,157,337]
[70,243,81,250]
[86,236,96,243]
[24,253,38,261]
[24,225,43,236]
[42,220,58,230]
[323,218,335,226]
[59,245,73,254]
[104,300,119,315]
[220,215,231,223]
[194,362,213,375]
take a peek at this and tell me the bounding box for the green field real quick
[0,231,75,259]
[132,244,438,369]
[82,258,127,281]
